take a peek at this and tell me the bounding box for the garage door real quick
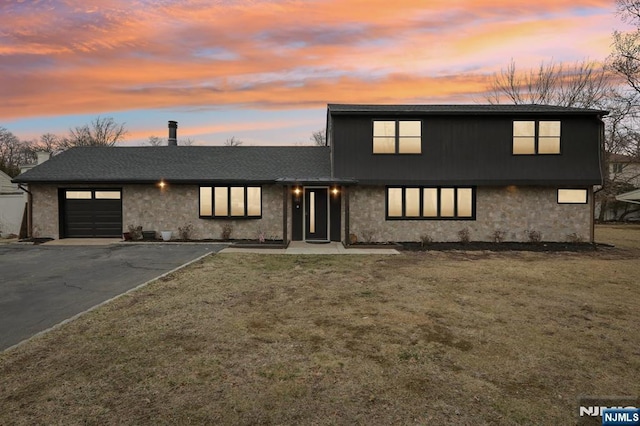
[63,189,122,238]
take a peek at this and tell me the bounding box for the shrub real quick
[221,223,233,240]
[128,225,143,240]
[566,233,584,243]
[178,223,194,240]
[420,234,433,247]
[491,230,506,243]
[457,228,470,244]
[360,230,375,244]
[526,230,542,243]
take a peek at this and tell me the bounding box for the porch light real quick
[293,186,302,200]
[331,187,339,196]
[158,180,166,189]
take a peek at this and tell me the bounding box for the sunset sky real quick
[0,0,629,146]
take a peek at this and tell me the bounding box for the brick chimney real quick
[168,121,178,146]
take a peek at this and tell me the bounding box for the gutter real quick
[17,184,32,239]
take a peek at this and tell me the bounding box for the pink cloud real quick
[0,0,623,122]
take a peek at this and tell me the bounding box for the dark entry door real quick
[305,188,328,241]
[63,189,122,238]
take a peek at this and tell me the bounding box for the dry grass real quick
[1,225,639,425]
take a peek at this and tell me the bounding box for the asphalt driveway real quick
[0,243,225,351]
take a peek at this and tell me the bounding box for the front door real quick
[305,188,328,241]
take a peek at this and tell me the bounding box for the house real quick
[608,154,640,221]
[0,170,25,237]
[608,153,640,188]
[13,104,608,243]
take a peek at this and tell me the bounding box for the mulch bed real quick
[399,241,602,252]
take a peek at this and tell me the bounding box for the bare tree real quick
[486,59,611,108]
[597,91,640,219]
[60,117,127,149]
[600,0,640,220]
[180,137,195,146]
[224,136,243,147]
[0,127,26,177]
[27,133,63,155]
[610,0,640,94]
[310,129,326,146]
[147,135,164,146]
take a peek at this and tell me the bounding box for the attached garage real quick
[61,189,122,238]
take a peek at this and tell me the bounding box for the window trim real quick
[373,119,422,155]
[385,186,476,220]
[199,185,263,219]
[557,188,588,204]
[512,120,562,156]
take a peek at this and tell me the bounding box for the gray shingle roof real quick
[328,103,609,115]
[13,146,331,183]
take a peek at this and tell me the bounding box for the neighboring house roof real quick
[328,103,609,116]
[0,170,21,193]
[616,188,640,204]
[13,146,331,184]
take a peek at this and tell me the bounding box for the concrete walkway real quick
[220,241,400,255]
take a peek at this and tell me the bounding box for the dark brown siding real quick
[331,114,603,185]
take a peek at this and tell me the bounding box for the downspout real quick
[594,114,607,195]
[592,114,607,243]
[327,107,333,177]
[17,184,32,239]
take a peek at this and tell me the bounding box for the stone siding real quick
[29,184,285,240]
[30,183,593,243]
[31,185,59,238]
[122,184,283,240]
[348,185,592,243]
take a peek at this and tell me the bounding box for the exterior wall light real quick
[293,186,302,202]
[331,187,339,196]
[158,180,166,189]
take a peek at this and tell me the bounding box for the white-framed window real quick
[557,189,587,204]
[386,187,475,219]
[373,120,422,154]
[200,185,262,218]
[513,120,561,155]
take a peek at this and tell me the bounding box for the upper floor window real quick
[200,185,262,218]
[386,186,475,220]
[373,120,421,154]
[557,189,587,204]
[513,120,561,155]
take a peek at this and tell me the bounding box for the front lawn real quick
[1,225,639,424]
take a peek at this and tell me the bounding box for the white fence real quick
[0,194,26,237]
